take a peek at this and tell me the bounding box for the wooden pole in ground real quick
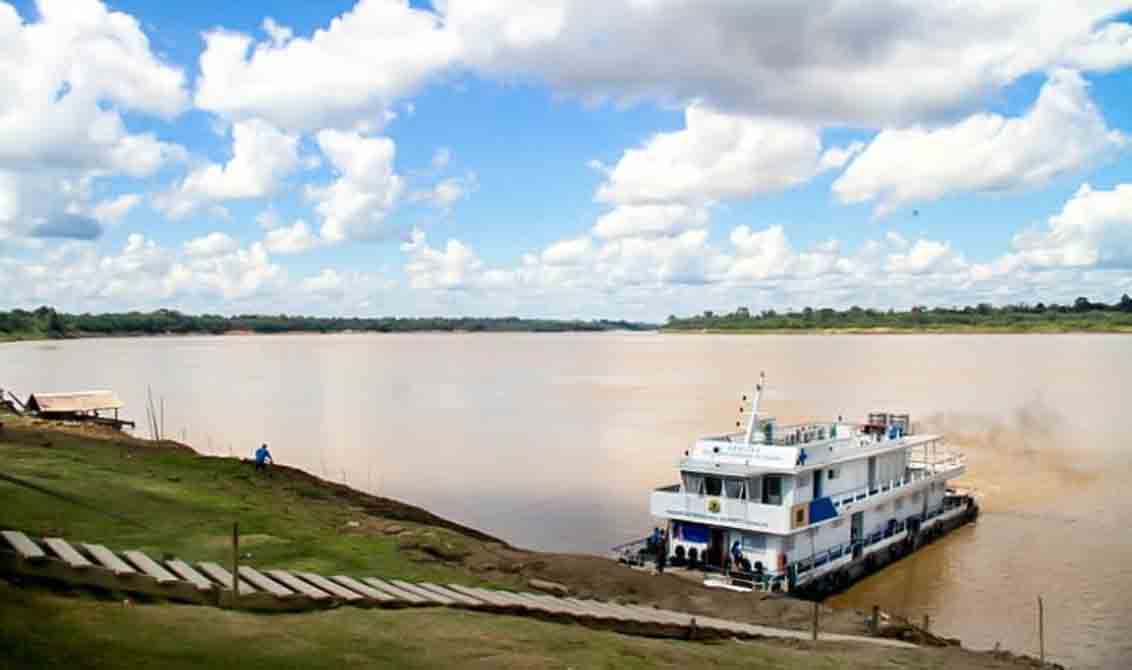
[922,614,931,633]
[1038,595,1045,664]
[231,522,239,606]
[871,605,880,634]
[811,600,819,644]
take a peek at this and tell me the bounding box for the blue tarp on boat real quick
[809,496,838,524]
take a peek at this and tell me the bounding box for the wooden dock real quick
[0,529,913,648]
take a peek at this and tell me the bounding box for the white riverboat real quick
[644,374,975,594]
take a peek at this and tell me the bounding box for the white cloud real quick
[264,220,320,255]
[885,240,967,275]
[301,268,344,295]
[994,183,1132,270]
[727,225,795,281]
[195,0,459,132]
[401,229,484,289]
[308,129,405,242]
[541,236,592,266]
[410,172,478,211]
[443,1,1132,126]
[596,105,826,206]
[592,203,709,240]
[184,232,238,258]
[154,119,299,219]
[0,0,188,239]
[818,142,865,172]
[91,194,142,225]
[0,232,284,307]
[833,70,1127,215]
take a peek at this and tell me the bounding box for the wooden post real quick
[1038,595,1045,664]
[871,605,880,634]
[811,600,819,644]
[922,614,930,633]
[231,522,239,605]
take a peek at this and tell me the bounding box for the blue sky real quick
[2,0,1132,319]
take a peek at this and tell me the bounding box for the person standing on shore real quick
[255,443,273,471]
[655,530,668,574]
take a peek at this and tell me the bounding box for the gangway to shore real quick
[0,528,914,649]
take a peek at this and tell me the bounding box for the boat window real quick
[704,476,723,496]
[762,475,783,505]
[742,533,766,551]
[827,467,840,480]
[724,478,746,500]
[682,472,704,494]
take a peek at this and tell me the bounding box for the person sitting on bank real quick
[254,443,273,470]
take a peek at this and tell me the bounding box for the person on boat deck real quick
[649,526,662,552]
[655,531,668,574]
[730,540,743,572]
[254,443,273,470]
[796,447,808,466]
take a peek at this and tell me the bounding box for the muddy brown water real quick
[2,333,1129,668]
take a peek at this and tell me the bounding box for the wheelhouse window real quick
[683,473,748,499]
[681,472,705,494]
[724,478,747,500]
[704,476,723,496]
[761,475,783,505]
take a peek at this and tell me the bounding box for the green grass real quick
[0,419,498,586]
[0,581,986,670]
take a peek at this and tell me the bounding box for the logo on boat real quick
[707,498,721,513]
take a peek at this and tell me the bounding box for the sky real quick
[2,0,1132,321]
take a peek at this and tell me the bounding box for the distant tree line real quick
[0,307,654,339]
[665,295,1132,332]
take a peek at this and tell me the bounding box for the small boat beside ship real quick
[622,374,977,598]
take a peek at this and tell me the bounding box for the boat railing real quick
[829,457,964,511]
[792,498,970,580]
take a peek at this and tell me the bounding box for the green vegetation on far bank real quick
[0,306,653,341]
[664,294,1132,333]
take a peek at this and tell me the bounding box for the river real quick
[2,333,1128,669]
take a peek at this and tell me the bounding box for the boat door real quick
[867,457,878,493]
[707,528,725,568]
[813,469,823,499]
[850,512,864,559]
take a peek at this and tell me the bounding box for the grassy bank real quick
[0,414,1057,669]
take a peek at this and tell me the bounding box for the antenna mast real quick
[744,371,766,444]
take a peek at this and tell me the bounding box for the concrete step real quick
[165,559,214,592]
[296,572,364,602]
[3,531,46,561]
[329,575,396,605]
[123,551,179,585]
[197,562,257,594]
[43,537,92,569]
[362,577,431,606]
[82,543,136,576]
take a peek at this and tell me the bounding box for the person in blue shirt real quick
[730,540,744,573]
[254,443,273,471]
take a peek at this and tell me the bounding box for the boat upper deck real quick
[680,425,949,477]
